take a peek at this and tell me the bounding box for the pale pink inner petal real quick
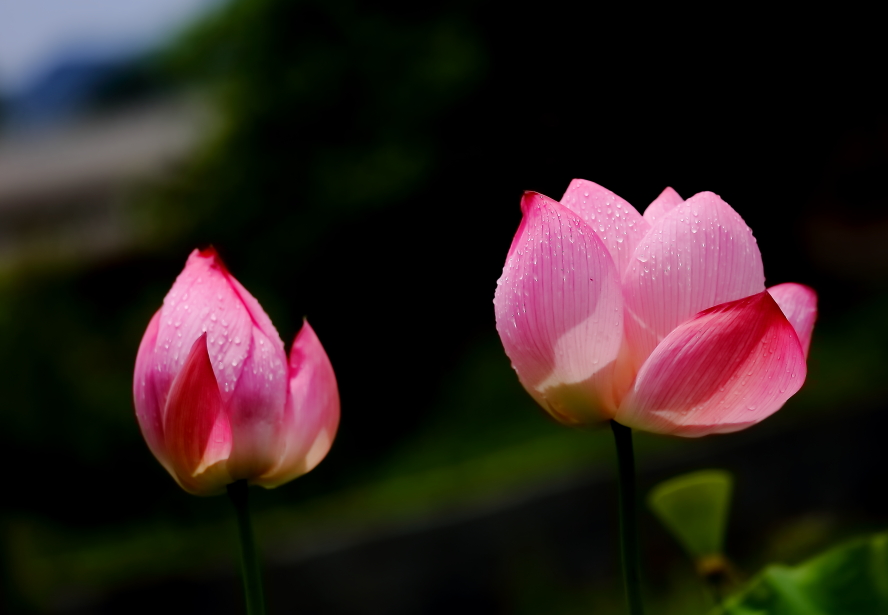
[224,324,288,480]
[767,283,817,356]
[623,191,765,371]
[154,250,253,417]
[256,320,340,488]
[195,409,233,475]
[560,179,651,276]
[494,192,623,424]
[616,291,806,437]
[643,186,683,224]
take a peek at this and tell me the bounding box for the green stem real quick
[227,480,267,615]
[611,420,644,615]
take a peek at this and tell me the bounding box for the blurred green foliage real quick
[716,532,888,615]
[151,0,486,260]
[649,470,733,560]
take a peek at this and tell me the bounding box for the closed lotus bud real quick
[133,248,339,495]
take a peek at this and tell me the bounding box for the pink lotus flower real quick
[494,180,816,437]
[134,248,339,495]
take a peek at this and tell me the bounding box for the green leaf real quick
[716,532,888,615]
[648,469,733,559]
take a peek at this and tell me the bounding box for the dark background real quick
[1,1,886,612]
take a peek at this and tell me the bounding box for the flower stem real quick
[610,420,644,615]
[227,480,266,615]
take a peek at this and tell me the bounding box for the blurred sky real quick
[0,0,223,94]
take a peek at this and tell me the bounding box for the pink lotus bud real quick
[134,248,339,495]
[494,181,817,437]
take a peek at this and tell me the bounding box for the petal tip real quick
[520,190,545,212]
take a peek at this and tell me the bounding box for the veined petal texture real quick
[494,192,623,424]
[623,191,765,370]
[768,283,817,357]
[155,248,289,481]
[257,321,340,488]
[617,291,806,437]
[133,248,340,494]
[560,179,651,276]
[154,249,254,411]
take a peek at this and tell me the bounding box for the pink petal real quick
[616,291,806,437]
[133,309,173,473]
[154,249,253,415]
[767,283,817,357]
[224,324,289,481]
[256,320,340,488]
[560,179,651,276]
[163,334,233,495]
[226,267,286,360]
[643,187,683,224]
[494,192,624,424]
[623,191,765,371]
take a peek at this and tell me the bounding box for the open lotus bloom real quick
[494,180,817,437]
[134,249,340,495]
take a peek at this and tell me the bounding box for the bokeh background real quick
[0,2,885,613]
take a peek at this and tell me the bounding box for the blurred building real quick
[0,0,222,272]
[0,94,211,271]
